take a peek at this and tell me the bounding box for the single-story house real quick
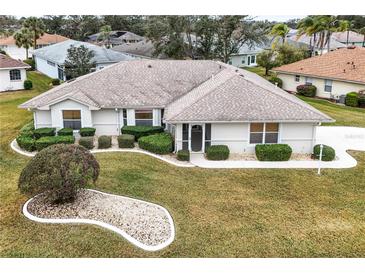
[20,60,333,154]
[33,39,133,81]
[228,44,262,68]
[332,31,365,47]
[0,53,30,92]
[0,33,69,60]
[87,31,144,48]
[272,46,365,99]
[112,39,167,59]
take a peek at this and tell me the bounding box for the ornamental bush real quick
[52,78,61,86]
[345,92,359,107]
[121,126,164,141]
[269,76,283,88]
[57,128,73,136]
[16,135,36,152]
[35,135,75,151]
[79,136,94,149]
[206,145,230,160]
[255,144,292,161]
[33,127,56,139]
[296,84,317,97]
[138,133,173,154]
[79,127,96,137]
[313,144,335,161]
[24,58,35,70]
[177,149,190,161]
[19,121,35,137]
[18,144,99,203]
[98,135,112,149]
[24,80,33,90]
[117,134,135,148]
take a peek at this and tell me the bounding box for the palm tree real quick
[23,17,45,50]
[98,25,112,48]
[358,27,365,47]
[14,28,33,59]
[270,23,289,45]
[342,20,354,45]
[297,16,318,56]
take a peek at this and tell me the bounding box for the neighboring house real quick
[0,33,69,60]
[228,44,262,68]
[272,46,365,99]
[32,39,133,80]
[20,60,333,154]
[87,31,144,48]
[332,31,365,47]
[112,39,167,59]
[0,53,30,92]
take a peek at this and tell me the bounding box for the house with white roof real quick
[0,54,30,92]
[228,44,262,68]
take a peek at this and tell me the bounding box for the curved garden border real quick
[23,189,175,252]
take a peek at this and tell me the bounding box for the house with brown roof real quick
[0,33,69,60]
[20,60,333,154]
[273,46,365,99]
[0,53,30,92]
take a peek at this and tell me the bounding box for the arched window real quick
[9,69,21,81]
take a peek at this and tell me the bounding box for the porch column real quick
[188,124,192,151]
[202,123,206,152]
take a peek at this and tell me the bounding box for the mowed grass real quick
[1,71,365,257]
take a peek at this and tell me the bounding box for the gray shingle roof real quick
[32,39,133,65]
[20,60,333,123]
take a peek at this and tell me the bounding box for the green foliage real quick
[79,127,96,137]
[23,80,33,90]
[117,134,135,148]
[35,135,75,151]
[296,84,317,97]
[79,136,94,149]
[23,59,35,70]
[22,16,45,49]
[257,50,277,75]
[345,92,359,107]
[177,149,190,161]
[358,92,365,108]
[19,121,35,137]
[121,126,164,141]
[270,23,289,43]
[13,28,33,59]
[98,135,112,149]
[16,135,36,152]
[51,78,60,85]
[18,144,99,203]
[64,45,96,79]
[255,144,292,161]
[275,43,307,65]
[138,133,173,155]
[313,144,336,161]
[269,76,283,88]
[33,127,55,139]
[206,145,230,160]
[57,128,73,136]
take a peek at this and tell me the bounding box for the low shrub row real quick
[79,127,96,137]
[118,134,135,148]
[79,137,94,149]
[57,127,73,136]
[255,144,292,161]
[16,135,36,152]
[33,127,56,139]
[52,78,61,86]
[177,149,190,161]
[98,135,112,149]
[19,121,35,137]
[269,76,283,88]
[122,126,164,140]
[138,133,173,154]
[296,84,317,97]
[206,145,230,160]
[35,135,75,151]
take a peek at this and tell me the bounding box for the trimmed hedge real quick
[345,92,359,107]
[35,135,75,151]
[117,134,135,148]
[33,127,56,139]
[19,121,35,137]
[206,145,230,160]
[79,136,94,149]
[16,135,36,152]
[79,127,96,137]
[269,76,283,88]
[296,84,317,97]
[313,144,335,161]
[98,135,112,149]
[52,78,61,86]
[255,144,292,161]
[57,128,73,136]
[24,80,33,90]
[177,149,190,161]
[138,133,173,154]
[121,126,164,140]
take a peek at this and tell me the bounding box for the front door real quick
[191,125,203,152]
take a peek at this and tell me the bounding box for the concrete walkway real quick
[190,126,365,169]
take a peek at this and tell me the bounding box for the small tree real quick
[257,50,277,76]
[64,45,95,80]
[14,28,33,59]
[275,43,307,66]
[18,144,99,203]
[22,17,45,50]
[98,25,112,48]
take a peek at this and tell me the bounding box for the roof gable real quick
[0,54,30,69]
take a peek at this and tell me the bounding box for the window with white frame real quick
[63,110,81,130]
[123,109,127,126]
[295,75,300,82]
[305,77,313,85]
[135,109,153,126]
[324,79,332,92]
[249,123,279,144]
[9,69,21,81]
[251,55,256,64]
[182,123,189,150]
[47,60,56,66]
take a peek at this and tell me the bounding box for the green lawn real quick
[243,66,271,80]
[1,71,365,257]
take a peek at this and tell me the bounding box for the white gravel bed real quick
[25,189,175,251]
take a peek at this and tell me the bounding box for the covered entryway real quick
[191,125,203,152]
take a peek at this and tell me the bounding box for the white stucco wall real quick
[34,110,52,129]
[277,73,365,99]
[35,56,60,80]
[229,54,258,68]
[0,68,27,92]
[92,109,119,135]
[0,45,29,60]
[211,123,249,153]
[280,123,316,153]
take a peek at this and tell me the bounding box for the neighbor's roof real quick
[112,39,167,59]
[20,60,333,123]
[273,46,365,84]
[288,34,347,50]
[0,33,68,46]
[87,31,144,44]
[332,31,364,43]
[32,39,133,65]
[0,54,30,69]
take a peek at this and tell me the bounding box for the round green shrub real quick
[18,144,99,203]
[313,144,335,161]
[121,126,164,140]
[206,145,230,160]
[52,78,61,86]
[79,136,94,149]
[296,84,317,97]
[255,144,292,161]
[269,76,283,88]
[177,149,190,161]
[117,134,135,148]
[57,128,73,136]
[79,127,96,137]
[98,135,112,149]
[345,92,359,107]
[16,135,36,152]
[35,135,75,151]
[24,80,33,90]
[138,133,173,154]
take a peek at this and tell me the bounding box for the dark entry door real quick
[191,125,203,152]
